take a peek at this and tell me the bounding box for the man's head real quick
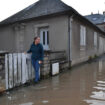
[34,36,40,45]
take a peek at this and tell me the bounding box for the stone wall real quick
[0,52,6,94]
[0,54,5,79]
[40,52,50,79]
[40,51,69,79]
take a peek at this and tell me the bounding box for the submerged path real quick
[0,55,105,105]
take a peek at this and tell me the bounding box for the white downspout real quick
[70,16,73,62]
[68,15,74,68]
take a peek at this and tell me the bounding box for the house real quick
[0,0,105,67]
[85,12,105,32]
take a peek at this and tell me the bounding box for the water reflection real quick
[42,100,49,104]
[85,100,105,105]
[19,102,33,105]
[93,86,105,91]
[90,91,105,100]
[84,72,105,104]
[99,60,103,73]
[97,81,105,84]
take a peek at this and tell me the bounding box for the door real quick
[40,29,49,50]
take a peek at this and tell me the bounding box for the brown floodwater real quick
[0,56,105,105]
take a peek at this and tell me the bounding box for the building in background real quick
[85,12,105,32]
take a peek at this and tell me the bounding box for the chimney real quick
[91,12,93,15]
[98,10,99,14]
[103,11,105,16]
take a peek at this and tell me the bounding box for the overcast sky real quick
[0,0,105,22]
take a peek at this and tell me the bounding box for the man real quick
[27,36,44,83]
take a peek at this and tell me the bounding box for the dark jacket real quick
[27,43,44,61]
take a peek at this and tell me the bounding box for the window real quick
[47,31,49,45]
[92,18,98,21]
[94,32,97,47]
[40,29,49,50]
[80,25,86,46]
[43,31,45,45]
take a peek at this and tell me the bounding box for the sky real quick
[0,0,105,22]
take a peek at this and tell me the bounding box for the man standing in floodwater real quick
[26,36,44,83]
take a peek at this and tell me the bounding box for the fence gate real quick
[5,53,40,90]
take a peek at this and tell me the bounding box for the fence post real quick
[21,53,27,84]
[5,54,8,90]
[8,54,14,89]
[13,53,18,87]
[17,53,22,85]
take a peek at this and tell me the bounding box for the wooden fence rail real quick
[5,53,39,90]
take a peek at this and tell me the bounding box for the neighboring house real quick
[0,0,105,66]
[85,12,105,32]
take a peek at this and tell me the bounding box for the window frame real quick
[80,25,86,46]
[94,32,98,47]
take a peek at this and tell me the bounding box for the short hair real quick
[34,36,40,41]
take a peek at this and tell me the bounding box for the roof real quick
[85,14,105,25]
[0,0,105,35]
[0,0,77,25]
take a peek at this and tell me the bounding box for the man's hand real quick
[39,61,43,64]
[24,52,27,54]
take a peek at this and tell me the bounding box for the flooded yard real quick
[0,55,105,105]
